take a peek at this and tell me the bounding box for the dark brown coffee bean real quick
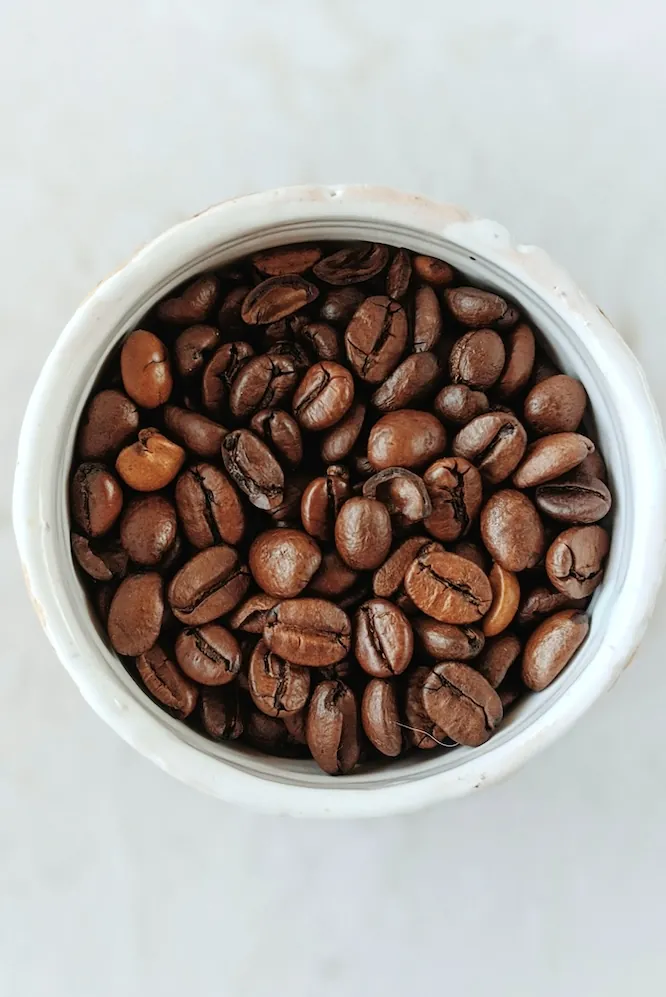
[309,550,359,598]
[513,433,595,489]
[367,410,447,470]
[452,541,489,573]
[265,338,311,371]
[517,585,587,628]
[477,633,521,688]
[71,463,123,537]
[217,285,250,333]
[345,295,408,384]
[229,353,299,419]
[241,275,318,325]
[120,330,172,409]
[524,375,588,435]
[414,618,485,661]
[412,255,455,286]
[168,546,250,625]
[201,341,255,415]
[245,710,295,755]
[335,497,392,570]
[263,598,351,666]
[248,640,311,717]
[319,287,365,324]
[175,623,241,685]
[252,244,322,276]
[363,467,432,530]
[249,528,321,598]
[282,709,308,745]
[292,361,354,431]
[386,248,412,300]
[372,536,433,600]
[483,563,520,636]
[313,243,388,284]
[156,533,186,577]
[449,329,506,389]
[354,598,413,677]
[405,548,492,624]
[175,464,245,549]
[361,679,402,756]
[108,572,163,655]
[228,593,281,634]
[535,476,612,524]
[422,456,482,542]
[306,680,361,775]
[452,411,527,484]
[221,429,284,512]
[200,686,244,740]
[422,661,503,747]
[445,287,519,329]
[402,667,450,749]
[293,320,341,361]
[522,609,590,691]
[136,643,198,718]
[546,525,610,598]
[496,323,535,398]
[250,408,303,467]
[173,325,220,378]
[300,465,351,541]
[434,384,489,425]
[573,450,607,483]
[269,472,309,526]
[77,389,139,459]
[158,275,219,324]
[370,352,440,411]
[71,534,128,582]
[321,401,366,463]
[412,286,442,353]
[164,405,226,458]
[480,490,545,572]
[115,429,185,491]
[120,495,177,566]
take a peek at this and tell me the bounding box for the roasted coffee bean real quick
[292,361,354,431]
[175,623,241,685]
[345,296,408,384]
[250,408,303,467]
[452,411,527,484]
[116,429,185,491]
[168,546,250,625]
[158,275,219,324]
[412,286,442,353]
[522,609,590,691]
[372,536,433,600]
[301,465,351,541]
[414,618,485,661]
[412,255,455,286]
[228,593,281,634]
[120,495,177,566]
[361,679,402,756]
[535,476,612,524]
[249,528,321,598]
[221,429,284,512]
[480,490,545,572]
[404,666,449,749]
[422,661,503,747]
[306,680,361,775]
[313,243,388,284]
[309,550,358,598]
[107,572,163,655]
[434,384,489,426]
[200,686,244,740]
[483,563,520,636]
[363,467,432,531]
[282,709,308,745]
[229,353,299,418]
[452,541,489,573]
[71,463,123,537]
[263,598,351,666]
[444,287,519,329]
[545,525,610,598]
[71,534,128,582]
[574,450,607,483]
[136,643,198,718]
[524,375,587,435]
[517,585,587,628]
[293,320,341,361]
[248,640,311,717]
[405,548,492,624]
[321,401,366,463]
[449,329,505,389]
[245,710,294,755]
[270,472,309,526]
[496,323,535,398]
[266,338,311,372]
[367,410,446,470]
[218,286,250,333]
[252,244,322,276]
[354,598,413,678]
[477,633,521,688]
[352,453,375,479]
[371,352,440,411]
[241,275,319,324]
[173,325,220,378]
[201,341,255,415]
[319,286,365,324]
[120,330,173,409]
[77,389,139,459]
[422,456,482,542]
[163,405,226,458]
[386,248,412,300]
[335,497,392,570]
[513,433,595,489]
[175,463,245,549]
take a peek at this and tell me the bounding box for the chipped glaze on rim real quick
[13,185,666,817]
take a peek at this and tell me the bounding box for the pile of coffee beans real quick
[69,241,612,775]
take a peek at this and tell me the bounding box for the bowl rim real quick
[13,184,666,817]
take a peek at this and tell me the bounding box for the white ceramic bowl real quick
[13,185,666,817]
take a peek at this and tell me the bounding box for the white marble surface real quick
[3,1,666,993]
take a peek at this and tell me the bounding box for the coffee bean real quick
[413,618,485,661]
[173,325,220,378]
[175,623,241,685]
[412,255,455,286]
[228,593,281,634]
[524,375,587,435]
[107,572,163,655]
[175,463,245,548]
[386,248,412,300]
[246,710,295,755]
[404,549,492,624]
[354,598,413,677]
[518,585,588,628]
[372,536,433,600]
[313,243,388,284]
[201,341,255,415]
[301,465,351,541]
[452,541,489,573]
[270,473,309,526]
[496,323,535,398]
[115,429,185,491]
[200,686,244,740]
[522,609,590,691]
[363,467,431,531]
[535,476,612,524]
[292,361,355,431]
[422,661,503,747]
[249,528,321,598]
[452,411,527,484]
[444,287,519,329]
[513,433,595,489]
[221,429,284,512]
[136,643,198,718]
[345,296,408,384]
[480,490,545,572]
[403,665,449,749]
[252,244,322,276]
[282,709,308,745]
[545,525,610,598]
[164,405,226,458]
[335,497,392,570]
[306,680,361,775]
[449,329,505,389]
[229,353,299,419]
[168,546,250,625]
[120,330,173,409]
[422,456,483,542]
[412,286,442,353]
[77,389,139,459]
[241,275,319,325]
[120,495,177,566]
[483,563,520,636]
[218,286,250,333]
[158,275,219,324]
[263,598,351,666]
[477,633,521,688]
[321,401,366,462]
[367,410,447,470]
[309,550,358,598]
[293,320,341,361]
[250,408,303,468]
[248,639,311,717]
[370,351,440,411]
[71,534,128,582]
[71,463,123,537]
[361,679,402,756]
[574,450,607,483]
[319,287,365,324]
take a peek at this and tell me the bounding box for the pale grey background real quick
[3,1,666,994]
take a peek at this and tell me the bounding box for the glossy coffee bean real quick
[120,495,177,566]
[422,456,482,542]
[449,329,505,389]
[249,528,321,598]
[404,548,492,624]
[107,572,163,655]
[414,618,485,661]
[403,666,449,749]
[252,244,322,276]
[522,609,590,691]
[452,540,489,573]
[266,338,311,373]
[221,429,284,512]
[477,633,521,688]
[434,383,489,426]
[370,352,440,411]
[136,644,198,718]
[335,497,392,570]
[168,546,250,625]
[263,598,351,666]
[248,639,311,717]
[120,330,172,409]
[513,433,595,489]
[163,405,226,458]
[200,686,244,740]
[309,550,359,598]
[313,243,388,284]
[372,536,433,600]
[483,563,520,636]
[354,598,413,678]
[77,389,139,459]
[386,248,412,300]
[218,286,250,333]
[158,275,219,324]
[496,323,535,398]
[480,490,545,572]
[422,661,503,747]
[71,463,123,537]
[294,319,341,361]
[270,473,309,526]
[545,525,610,598]
[250,408,303,467]
[241,275,319,324]
[175,623,241,685]
[321,401,366,463]
[367,410,446,471]
[363,467,431,531]
[306,680,361,775]
[444,287,519,329]
[412,286,443,353]
[201,341,255,415]
[281,709,308,745]
[72,535,127,586]
[173,324,220,378]
[535,476,612,524]
[301,465,351,541]
[345,295,408,384]
[452,411,527,484]
[292,361,354,431]
[361,679,402,757]
[319,286,365,324]
[524,375,587,435]
[517,586,587,628]
[115,429,185,491]
[229,353,299,419]
[228,593,281,634]
[412,255,454,286]
[175,463,245,549]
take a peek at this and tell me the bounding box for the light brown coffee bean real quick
[477,633,521,688]
[164,405,226,458]
[452,411,527,484]
[249,528,321,598]
[120,330,173,409]
[522,609,590,691]
[513,433,595,489]
[480,490,545,572]
[445,287,519,329]
[71,463,123,537]
[158,275,219,324]
[119,495,177,566]
[320,401,366,463]
[292,361,355,431]
[313,243,389,284]
[361,679,402,757]
[173,324,220,378]
[221,429,284,512]
[248,640,311,717]
[306,680,361,775]
[71,534,128,582]
[252,244,322,276]
[449,329,506,389]
[168,546,250,625]
[422,456,483,542]
[412,255,455,286]
[354,598,413,677]
[335,497,392,570]
[412,286,443,353]
[175,623,241,685]
[367,410,447,471]
[535,476,612,524]
[345,295,408,384]
[423,661,503,747]
[136,644,198,718]
[77,389,139,459]
[433,384,489,426]
[483,563,520,636]
[115,429,185,491]
[107,572,163,655]
[372,536,434,600]
[496,323,535,398]
[524,375,588,435]
[404,549,492,624]
[413,618,485,661]
[241,275,319,324]
[263,598,351,666]
[301,465,351,541]
[403,666,449,749]
[545,525,610,598]
[370,352,440,411]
